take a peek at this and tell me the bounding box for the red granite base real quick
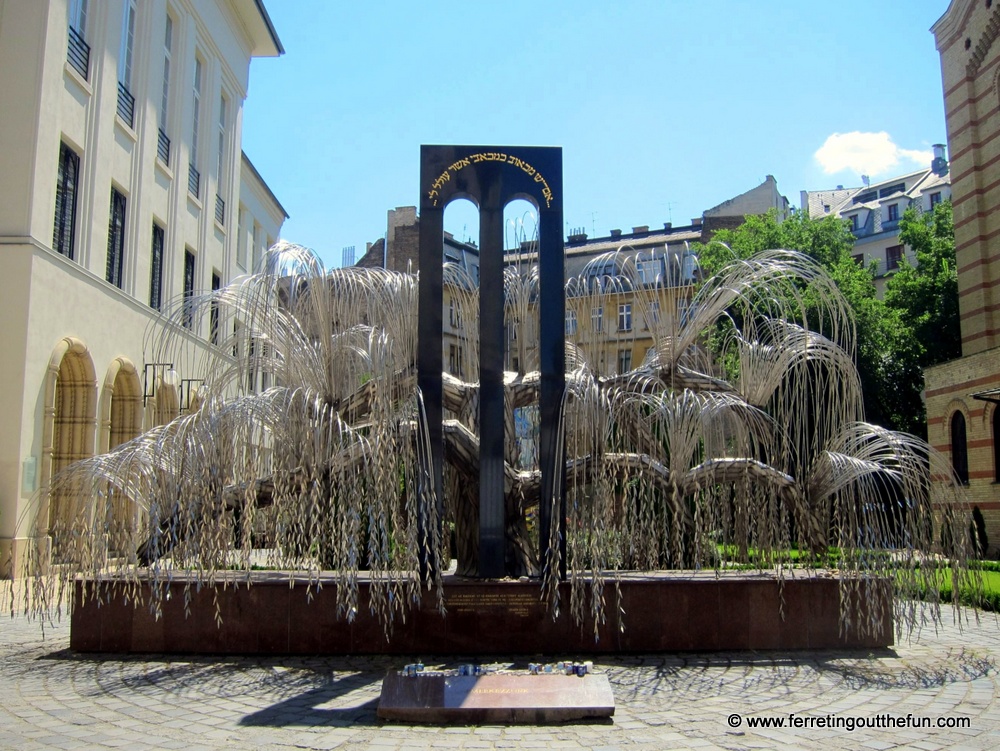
[70,572,893,654]
[377,672,615,723]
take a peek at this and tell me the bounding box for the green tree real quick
[693,209,923,434]
[884,200,960,367]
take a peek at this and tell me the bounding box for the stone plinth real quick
[70,571,893,654]
[377,672,615,723]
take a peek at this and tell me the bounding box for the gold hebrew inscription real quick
[426,152,555,208]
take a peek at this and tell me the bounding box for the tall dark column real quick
[478,195,505,577]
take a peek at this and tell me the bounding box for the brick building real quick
[925,0,1000,554]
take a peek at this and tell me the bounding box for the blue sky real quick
[242,1,950,268]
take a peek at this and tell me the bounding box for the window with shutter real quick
[149,224,164,309]
[183,249,195,328]
[53,143,80,259]
[106,189,126,288]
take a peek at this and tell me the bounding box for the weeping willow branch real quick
[12,243,981,641]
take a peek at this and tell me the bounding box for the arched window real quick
[993,407,1000,482]
[109,364,142,449]
[48,342,97,534]
[951,411,969,484]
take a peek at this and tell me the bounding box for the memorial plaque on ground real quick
[377,671,615,723]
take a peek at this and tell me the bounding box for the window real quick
[637,259,660,285]
[618,303,632,332]
[886,244,903,271]
[118,1,136,90]
[565,309,577,336]
[53,142,80,259]
[247,337,257,392]
[183,249,195,328]
[189,57,203,197]
[67,0,90,79]
[617,349,632,374]
[678,298,690,325]
[930,191,942,208]
[849,214,859,231]
[448,344,464,378]
[449,297,462,329]
[158,15,173,163]
[252,221,261,270]
[853,253,864,265]
[210,271,221,344]
[586,259,616,292]
[648,300,660,327]
[236,208,247,269]
[993,407,1000,483]
[106,188,126,288]
[951,411,969,485]
[149,224,164,309]
[591,306,603,333]
[69,0,89,36]
[887,203,899,222]
[116,0,137,126]
[215,94,228,223]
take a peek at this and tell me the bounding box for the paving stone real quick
[1,600,999,750]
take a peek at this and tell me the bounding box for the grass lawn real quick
[900,567,1000,612]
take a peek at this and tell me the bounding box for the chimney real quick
[664,222,672,231]
[631,225,649,236]
[932,143,949,176]
[610,229,622,239]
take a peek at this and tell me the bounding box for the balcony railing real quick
[157,128,171,164]
[116,81,135,128]
[215,194,226,224]
[188,164,200,197]
[67,26,90,80]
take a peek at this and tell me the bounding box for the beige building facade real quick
[0,0,286,575]
[801,156,951,296]
[926,0,1000,554]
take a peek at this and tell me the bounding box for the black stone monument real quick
[417,145,565,578]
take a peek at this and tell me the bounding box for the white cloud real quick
[814,132,933,178]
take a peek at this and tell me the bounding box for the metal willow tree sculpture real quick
[17,242,978,637]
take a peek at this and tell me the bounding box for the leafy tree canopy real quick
[884,200,960,367]
[692,209,924,435]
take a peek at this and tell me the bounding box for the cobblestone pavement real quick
[1,600,999,751]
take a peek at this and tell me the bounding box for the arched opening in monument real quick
[442,198,479,383]
[46,339,97,537]
[436,193,549,576]
[503,198,540,375]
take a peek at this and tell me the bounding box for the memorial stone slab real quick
[377,671,615,723]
